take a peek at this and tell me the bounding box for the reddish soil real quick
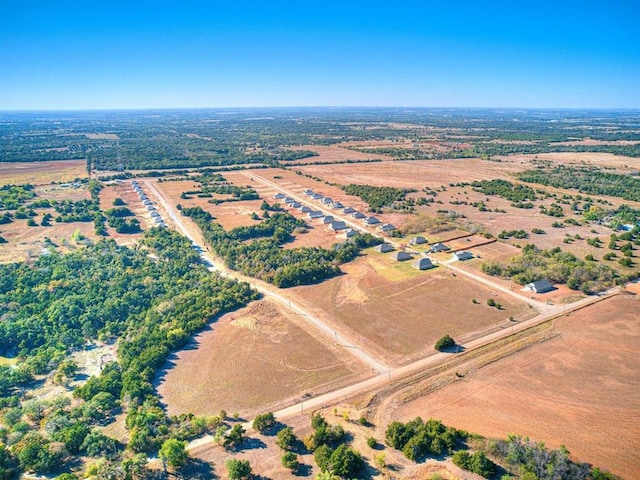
[0,160,87,186]
[391,295,640,478]
[156,300,369,418]
[290,255,535,367]
[287,144,395,164]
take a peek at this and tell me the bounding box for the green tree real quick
[434,334,456,351]
[281,451,299,471]
[159,438,188,469]
[276,426,297,451]
[252,412,275,433]
[226,458,252,480]
[223,424,245,451]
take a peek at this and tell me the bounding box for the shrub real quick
[434,335,455,351]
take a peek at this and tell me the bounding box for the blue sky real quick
[1,1,638,109]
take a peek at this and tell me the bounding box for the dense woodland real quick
[181,207,382,287]
[518,166,640,202]
[0,228,258,476]
[2,109,639,170]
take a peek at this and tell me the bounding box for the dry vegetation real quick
[387,294,640,478]
[157,300,370,418]
[290,254,535,366]
[0,160,87,186]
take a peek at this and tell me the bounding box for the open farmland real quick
[288,143,394,163]
[156,300,370,417]
[388,294,640,478]
[0,160,87,186]
[297,157,530,189]
[290,254,536,366]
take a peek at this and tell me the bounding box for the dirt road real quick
[145,180,390,375]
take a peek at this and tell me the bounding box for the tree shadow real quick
[238,437,267,451]
[174,458,216,479]
[294,463,313,477]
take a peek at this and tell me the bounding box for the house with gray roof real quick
[430,242,450,253]
[329,221,347,231]
[413,257,435,270]
[452,251,473,261]
[524,279,554,293]
[375,243,394,253]
[391,251,412,262]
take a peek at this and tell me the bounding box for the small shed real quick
[524,280,554,294]
[375,243,394,253]
[392,251,412,262]
[410,236,427,245]
[413,257,434,270]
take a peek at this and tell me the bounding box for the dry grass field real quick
[291,254,535,367]
[499,151,640,171]
[297,157,529,189]
[390,294,640,478]
[156,300,370,418]
[288,144,395,163]
[0,160,87,186]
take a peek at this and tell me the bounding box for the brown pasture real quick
[390,295,640,478]
[156,300,369,418]
[500,152,640,171]
[287,144,395,164]
[0,160,87,186]
[297,158,530,189]
[290,254,535,367]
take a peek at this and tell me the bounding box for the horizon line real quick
[2,106,640,113]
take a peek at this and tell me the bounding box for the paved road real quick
[145,180,390,375]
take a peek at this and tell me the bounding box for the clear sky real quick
[1,0,639,110]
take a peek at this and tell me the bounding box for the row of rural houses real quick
[278,189,398,232]
[131,181,166,228]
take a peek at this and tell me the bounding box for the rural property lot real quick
[389,295,640,478]
[290,254,535,366]
[156,300,370,418]
[287,143,395,164]
[296,157,530,189]
[0,160,87,186]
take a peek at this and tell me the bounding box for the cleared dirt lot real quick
[290,253,535,367]
[156,300,370,417]
[0,160,87,186]
[390,295,640,478]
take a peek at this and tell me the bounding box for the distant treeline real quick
[517,166,640,202]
